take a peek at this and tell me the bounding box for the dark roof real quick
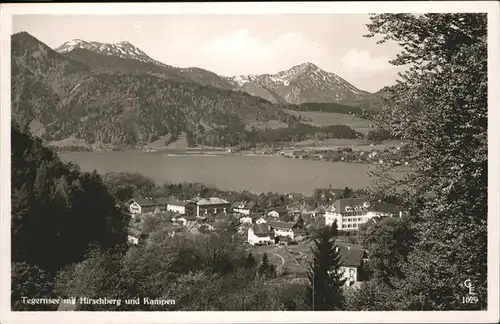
[268,207,287,214]
[330,196,369,213]
[292,227,306,234]
[184,215,198,221]
[132,197,168,207]
[269,221,295,230]
[196,197,230,206]
[167,199,188,206]
[337,244,364,267]
[232,201,256,209]
[371,202,401,214]
[252,223,272,237]
[251,214,264,220]
[316,188,344,196]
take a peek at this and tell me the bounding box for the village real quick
[124,190,404,288]
[230,143,413,166]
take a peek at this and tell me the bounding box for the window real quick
[343,225,347,228]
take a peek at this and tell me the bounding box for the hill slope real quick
[11,32,299,148]
[57,39,235,91]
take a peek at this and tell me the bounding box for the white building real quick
[269,221,295,240]
[239,216,253,224]
[166,200,189,214]
[232,201,257,215]
[195,197,230,216]
[254,216,268,224]
[337,245,365,286]
[128,197,168,215]
[247,223,273,245]
[324,197,402,230]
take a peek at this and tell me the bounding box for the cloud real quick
[339,49,393,74]
[202,29,323,75]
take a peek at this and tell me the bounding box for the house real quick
[127,227,142,245]
[292,227,307,242]
[267,208,288,218]
[312,206,326,217]
[195,197,230,217]
[314,188,344,200]
[253,216,268,224]
[248,223,273,245]
[175,214,198,226]
[232,201,257,215]
[166,199,196,215]
[337,244,365,286]
[239,215,253,224]
[269,221,296,240]
[324,197,402,231]
[128,197,168,215]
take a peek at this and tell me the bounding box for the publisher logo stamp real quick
[462,279,479,304]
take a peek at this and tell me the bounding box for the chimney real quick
[335,246,339,253]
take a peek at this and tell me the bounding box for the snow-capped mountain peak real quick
[55,39,162,65]
[226,62,370,104]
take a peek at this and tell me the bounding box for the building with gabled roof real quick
[195,197,230,217]
[247,223,273,245]
[324,197,403,230]
[232,201,257,215]
[336,244,365,286]
[128,197,168,215]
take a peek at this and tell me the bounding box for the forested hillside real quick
[11,122,129,310]
[11,32,304,148]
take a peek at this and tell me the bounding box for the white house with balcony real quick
[325,197,402,230]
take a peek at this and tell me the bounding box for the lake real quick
[58,151,378,195]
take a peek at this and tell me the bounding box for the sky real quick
[12,14,405,92]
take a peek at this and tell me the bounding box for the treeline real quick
[185,123,361,148]
[11,122,129,310]
[286,102,363,115]
[47,145,92,152]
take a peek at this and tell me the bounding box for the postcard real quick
[1,1,499,323]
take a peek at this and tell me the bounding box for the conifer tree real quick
[245,252,257,268]
[306,226,346,310]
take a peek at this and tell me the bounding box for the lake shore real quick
[58,151,388,195]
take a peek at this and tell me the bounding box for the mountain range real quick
[55,38,373,105]
[11,32,382,149]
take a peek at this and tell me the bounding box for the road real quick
[271,253,285,269]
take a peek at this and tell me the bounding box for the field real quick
[282,109,373,133]
[244,119,289,131]
[285,138,403,152]
[245,240,315,275]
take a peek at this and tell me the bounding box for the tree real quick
[363,13,487,310]
[245,252,257,268]
[11,262,56,311]
[305,226,346,310]
[342,186,353,198]
[359,217,417,284]
[258,252,276,278]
